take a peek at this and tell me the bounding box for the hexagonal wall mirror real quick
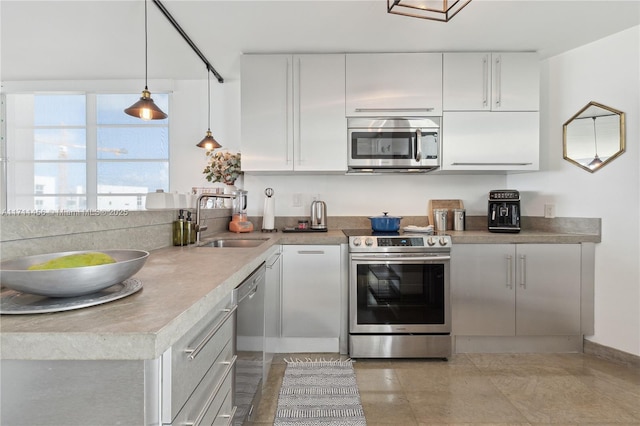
[563,101,626,173]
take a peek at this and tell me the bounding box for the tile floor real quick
[249,352,640,425]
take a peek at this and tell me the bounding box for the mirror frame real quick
[562,101,626,173]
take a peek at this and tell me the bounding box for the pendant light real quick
[588,116,603,168]
[124,0,167,120]
[387,0,473,22]
[196,68,222,150]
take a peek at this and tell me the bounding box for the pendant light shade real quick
[125,88,167,120]
[197,130,221,150]
[125,0,167,120]
[196,68,222,150]
[387,0,473,22]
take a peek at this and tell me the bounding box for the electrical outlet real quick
[292,193,302,207]
[544,204,556,218]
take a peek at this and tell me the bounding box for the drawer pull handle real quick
[183,355,237,426]
[185,305,237,360]
[297,250,325,255]
[220,406,238,426]
[354,107,435,112]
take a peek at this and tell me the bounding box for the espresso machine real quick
[229,189,254,233]
[488,190,521,233]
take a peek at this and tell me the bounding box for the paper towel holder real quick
[261,187,277,232]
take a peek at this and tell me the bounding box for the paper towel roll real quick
[263,196,275,230]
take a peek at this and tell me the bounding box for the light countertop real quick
[0,228,599,361]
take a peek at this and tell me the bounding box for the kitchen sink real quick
[198,238,269,248]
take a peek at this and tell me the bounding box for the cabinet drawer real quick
[164,295,236,420]
[171,343,236,426]
[212,386,234,426]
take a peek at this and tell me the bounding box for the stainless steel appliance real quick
[233,263,266,425]
[345,229,452,359]
[310,200,327,230]
[488,190,521,233]
[347,117,440,173]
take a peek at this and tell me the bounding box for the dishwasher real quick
[233,263,266,425]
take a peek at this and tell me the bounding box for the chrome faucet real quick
[195,194,213,244]
[195,193,236,243]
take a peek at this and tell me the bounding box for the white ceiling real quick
[2,0,639,82]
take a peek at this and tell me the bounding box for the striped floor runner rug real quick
[274,359,367,426]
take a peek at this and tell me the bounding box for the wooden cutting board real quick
[427,199,464,229]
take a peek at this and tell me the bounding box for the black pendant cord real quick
[144,0,149,90]
[152,0,224,83]
[206,67,211,131]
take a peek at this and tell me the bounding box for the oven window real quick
[351,132,415,159]
[356,263,445,325]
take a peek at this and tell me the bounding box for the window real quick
[2,92,169,211]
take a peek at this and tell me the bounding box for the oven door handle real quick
[351,254,450,262]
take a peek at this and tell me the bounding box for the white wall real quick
[508,26,640,356]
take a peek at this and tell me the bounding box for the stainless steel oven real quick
[347,117,440,172]
[345,230,451,359]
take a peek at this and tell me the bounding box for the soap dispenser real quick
[185,211,196,244]
[173,209,186,246]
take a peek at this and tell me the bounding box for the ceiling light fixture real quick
[588,116,603,169]
[125,0,167,120]
[196,67,222,150]
[387,0,473,22]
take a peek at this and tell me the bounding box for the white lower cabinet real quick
[279,245,342,352]
[451,244,582,345]
[0,294,237,426]
[162,293,237,425]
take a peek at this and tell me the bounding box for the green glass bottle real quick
[172,209,186,246]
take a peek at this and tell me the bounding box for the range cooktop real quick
[343,229,452,252]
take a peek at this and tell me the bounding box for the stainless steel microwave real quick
[347,117,440,173]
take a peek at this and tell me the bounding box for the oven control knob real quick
[353,238,362,247]
[439,237,449,246]
[427,237,437,246]
[365,237,374,247]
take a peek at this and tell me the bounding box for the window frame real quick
[1,90,170,211]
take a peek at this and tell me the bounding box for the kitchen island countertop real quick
[0,227,598,361]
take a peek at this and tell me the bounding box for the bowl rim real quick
[0,249,150,272]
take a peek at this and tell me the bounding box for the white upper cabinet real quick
[441,52,540,171]
[442,111,540,171]
[443,52,539,111]
[346,53,443,117]
[241,54,347,172]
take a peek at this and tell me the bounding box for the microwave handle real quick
[415,129,422,162]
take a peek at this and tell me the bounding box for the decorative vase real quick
[223,183,237,208]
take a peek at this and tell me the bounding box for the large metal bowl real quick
[0,250,149,298]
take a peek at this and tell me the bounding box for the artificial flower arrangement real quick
[203,150,241,185]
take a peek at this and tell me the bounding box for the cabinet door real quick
[293,54,347,171]
[515,244,581,335]
[451,244,515,336]
[441,111,539,171]
[346,53,443,116]
[491,53,539,111]
[241,54,293,171]
[281,245,341,338]
[443,53,491,111]
[443,52,539,112]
